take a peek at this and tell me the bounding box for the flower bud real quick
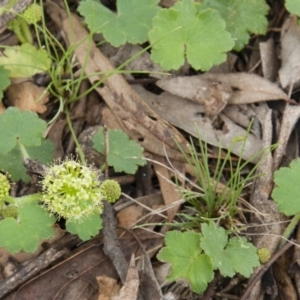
[0,173,10,203]
[1,205,18,219]
[99,179,121,203]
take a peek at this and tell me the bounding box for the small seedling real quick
[174,127,269,229]
[157,222,260,294]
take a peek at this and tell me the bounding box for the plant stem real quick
[279,212,300,247]
[17,140,30,159]
[65,107,86,166]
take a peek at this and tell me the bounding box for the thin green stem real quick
[17,140,30,159]
[65,107,86,166]
[279,212,300,247]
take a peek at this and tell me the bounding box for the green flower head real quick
[99,179,121,203]
[22,4,42,25]
[41,160,104,222]
[0,173,10,201]
[257,247,271,264]
[1,205,18,219]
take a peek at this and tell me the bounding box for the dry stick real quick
[0,247,67,298]
[102,201,128,284]
[240,240,295,300]
[102,125,128,284]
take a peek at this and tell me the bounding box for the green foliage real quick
[272,159,300,216]
[93,127,146,174]
[176,129,266,224]
[158,223,260,294]
[0,43,51,78]
[78,0,160,47]
[66,214,103,241]
[201,0,269,51]
[0,108,54,181]
[149,0,234,71]
[0,107,47,154]
[0,66,10,101]
[157,231,213,294]
[0,139,54,182]
[78,0,269,70]
[200,222,260,277]
[285,0,300,17]
[0,202,56,253]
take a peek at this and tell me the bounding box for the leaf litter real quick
[0,0,300,299]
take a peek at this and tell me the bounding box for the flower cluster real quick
[41,160,104,222]
[257,247,271,264]
[1,205,18,219]
[0,173,10,203]
[99,179,121,203]
[22,4,42,25]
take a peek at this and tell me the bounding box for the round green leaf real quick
[149,0,234,71]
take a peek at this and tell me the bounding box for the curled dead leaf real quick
[6,81,49,113]
[279,16,300,90]
[157,72,292,112]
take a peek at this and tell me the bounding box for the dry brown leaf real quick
[273,104,300,171]
[116,193,165,230]
[279,16,300,90]
[223,105,257,130]
[97,276,121,300]
[137,252,164,300]
[112,255,139,300]
[249,107,286,298]
[157,73,291,109]
[157,75,231,117]
[152,155,183,222]
[259,38,279,82]
[6,81,49,113]
[133,84,262,162]
[117,205,144,229]
[272,263,298,300]
[46,119,66,159]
